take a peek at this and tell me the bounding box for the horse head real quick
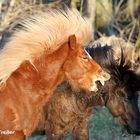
[62,35,110,93]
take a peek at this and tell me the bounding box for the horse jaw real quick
[90,83,98,92]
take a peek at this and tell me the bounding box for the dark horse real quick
[31,44,140,140]
[86,44,140,135]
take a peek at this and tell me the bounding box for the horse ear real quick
[68,34,77,50]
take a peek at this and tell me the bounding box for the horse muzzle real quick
[90,73,110,92]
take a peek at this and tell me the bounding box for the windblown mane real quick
[0,8,92,83]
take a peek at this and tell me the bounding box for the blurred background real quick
[0,0,139,139]
[0,0,139,61]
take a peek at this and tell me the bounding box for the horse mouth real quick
[90,73,110,92]
[91,80,105,92]
[100,80,105,86]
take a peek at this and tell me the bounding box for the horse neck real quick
[0,43,70,134]
[1,45,69,105]
[10,43,69,97]
[33,43,70,94]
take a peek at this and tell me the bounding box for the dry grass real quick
[0,0,139,43]
[0,0,63,39]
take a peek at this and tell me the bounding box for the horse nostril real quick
[103,73,110,80]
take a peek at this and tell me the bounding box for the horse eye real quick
[82,56,89,62]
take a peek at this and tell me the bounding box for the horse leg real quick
[73,120,89,140]
[46,134,62,140]
[46,130,63,140]
[73,128,89,140]
[0,131,25,140]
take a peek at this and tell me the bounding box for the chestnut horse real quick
[0,9,110,140]
[31,44,140,140]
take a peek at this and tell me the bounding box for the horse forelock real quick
[0,8,93,82]
[110,49,132,81]
[85,44,114,71]
[106,49,140,91]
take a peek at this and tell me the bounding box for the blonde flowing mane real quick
[0,8,93,83]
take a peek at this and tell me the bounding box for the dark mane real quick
[85,43,114,72]
[107,48,131,80]
[108,49,140,91]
